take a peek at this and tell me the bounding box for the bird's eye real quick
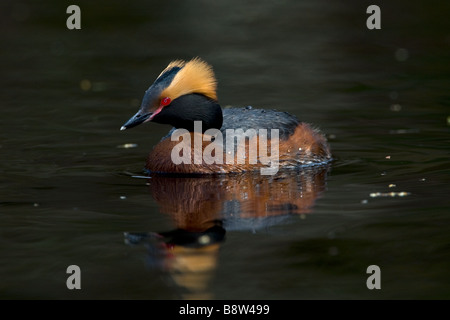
[160,97,171,107]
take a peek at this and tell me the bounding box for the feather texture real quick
[160,57,217,101]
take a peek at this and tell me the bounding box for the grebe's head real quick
[121,58,222,132]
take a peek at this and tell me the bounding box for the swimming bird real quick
[121,58,331,174]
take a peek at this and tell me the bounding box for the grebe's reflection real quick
[124,166,329,299]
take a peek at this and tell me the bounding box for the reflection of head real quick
[168,243,220,300]
[124,222,225,300]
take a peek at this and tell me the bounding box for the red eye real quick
[160,97,171,107]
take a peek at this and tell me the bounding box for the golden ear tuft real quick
[157,59,186,79]
[160,57,218,101]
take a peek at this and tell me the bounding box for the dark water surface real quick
[1,1,449,299]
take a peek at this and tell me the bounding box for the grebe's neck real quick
[151,93,223,132]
